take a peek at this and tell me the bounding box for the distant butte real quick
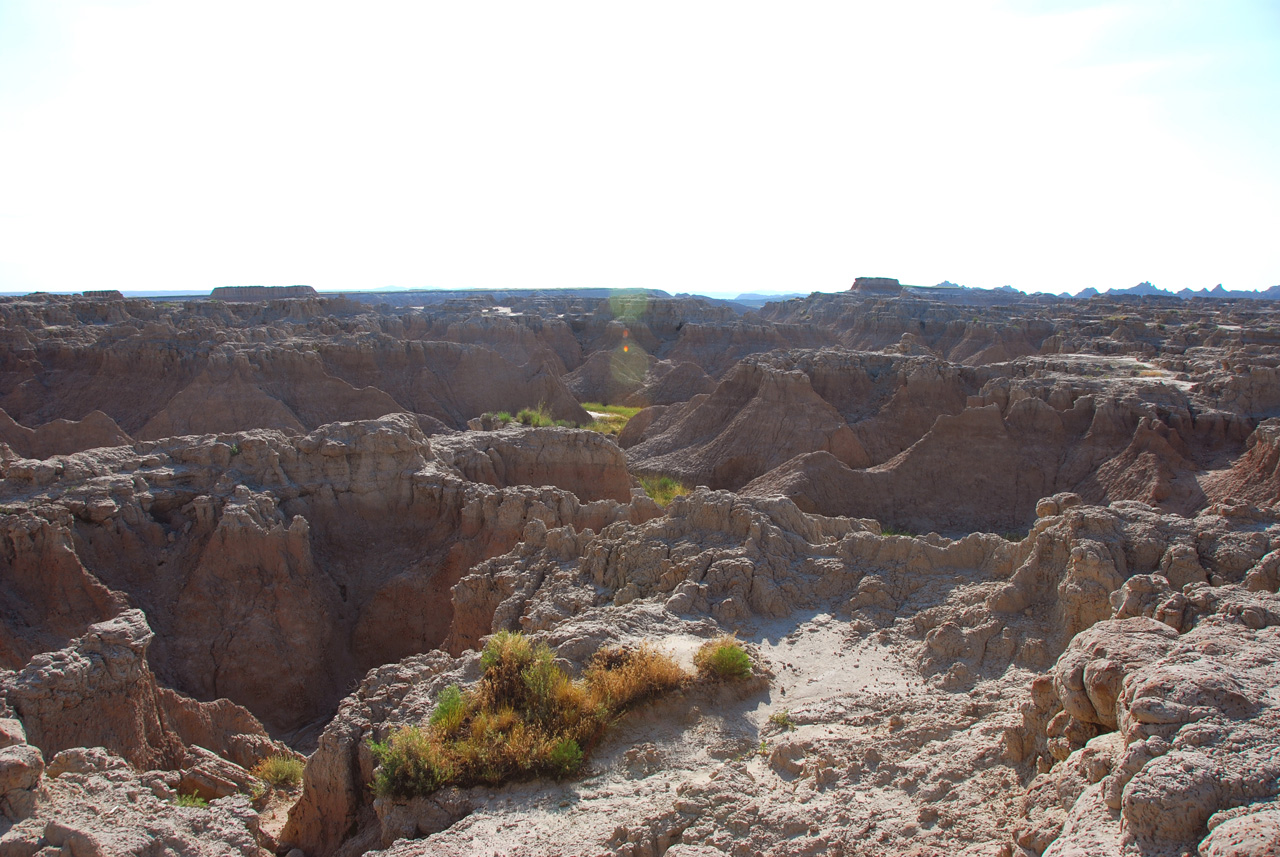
[209,284,319,301]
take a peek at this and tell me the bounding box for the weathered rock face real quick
[562,347,653,405]
[6,289,1280,856]
[0,746,269,856]
[626,360,870,489]
[685,350,1255,532]
[0,416,652,733]
[0,407,132,459]
[620,359,717,409]
[0,609,289,775]
[1016,582,1280,856]
[1202,417,1280,506]
[0,510,124,667]
[431,426,635,504]
[273,493,1280,857]
[3,610,184,770]
[0,296,589,443]
[283,490,1031,856]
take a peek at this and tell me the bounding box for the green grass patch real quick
[880,526,915,537]
[694,635,752,681]
[639,475,690,506]
[580,402,643,418]
[369,632,690,799]
[174,793,208,808]
[250,754,304,788]
[516,404,555,427]
[580,402,642,436]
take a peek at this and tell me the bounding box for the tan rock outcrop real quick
[0,609,290,776]
[626,361,869,489]
[0,416,655,732]
[432,426,635,503]
[0,407,132,459]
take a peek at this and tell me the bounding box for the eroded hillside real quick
[1,286,1279,856]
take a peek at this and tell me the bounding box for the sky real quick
[0,1,1277,298]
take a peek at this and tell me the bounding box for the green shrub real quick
[547,738,583,776]
[174,793,207,808]
[639,475,690,506]
[430,685,466,734]
[694,636,752,681]
[370,726,452,797]
[369,633,689,799]
[250,754,304,788]
[768,709,796,731]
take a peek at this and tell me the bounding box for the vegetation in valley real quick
[251,754,304,788]
[579,402,642,436]
[516,404,556,427]
[638,474,690,506]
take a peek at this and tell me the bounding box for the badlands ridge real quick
[0,282,1278,855]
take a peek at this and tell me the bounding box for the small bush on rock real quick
[251,754,304,788]
[370,633,690,799]
[694,636,752,681]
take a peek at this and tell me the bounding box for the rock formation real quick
[0,287,1278,855]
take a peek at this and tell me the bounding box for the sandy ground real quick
[369,605,1031,856]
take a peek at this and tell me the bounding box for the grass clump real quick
[482,410,514,425]
[174,793,207,808]
[694,636,752,681]
[250,753,304,788]
[516,404,555,427]
[369,632,689,799]
[639,475,690,506]
[768,709,796,731]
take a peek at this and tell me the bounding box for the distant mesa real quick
[209,285,318,301]
[850,277,903,296]
[80,290,124,300]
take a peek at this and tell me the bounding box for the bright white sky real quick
[1,1,1277,297]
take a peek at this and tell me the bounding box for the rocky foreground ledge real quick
[0,418,1277,856]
